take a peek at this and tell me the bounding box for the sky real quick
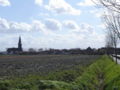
[0,0,106,51]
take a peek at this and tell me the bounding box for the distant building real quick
[7,36,23,54]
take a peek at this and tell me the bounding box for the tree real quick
[38,48,43,52]
[103,12,120,38]
[94,0,119,62]
[96,0,120,13]
[104,13,118,63]
[28,48,36,53]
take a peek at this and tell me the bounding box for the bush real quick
[0,80,10,90]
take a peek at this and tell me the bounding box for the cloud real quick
[77,0,95,7]
[0,0,11,7]
[0,18,33,33]
[32,20,45,31]
[0,18,10,30]
[10,22,32,32]
[45,0,81,15]
[35,0,43,6]
[71,23,94,34]
[0,18,37,33]
[0,17,63,34]
[63,21,95,35]
[63,20,79,30]
[80,23,94,33]
[97,24,106,29]
[45,18,62,31]
[0,18,96,36]
[89,9,104,18]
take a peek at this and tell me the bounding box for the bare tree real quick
[104,13,118,63]
[93,0,120,63]
[102,12,120,38]
[94,0,120,39]
[94,0,120,13]
[105,29,113,55]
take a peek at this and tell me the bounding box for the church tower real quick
[18,36,23,51]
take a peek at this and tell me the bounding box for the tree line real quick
[16,47,120,55]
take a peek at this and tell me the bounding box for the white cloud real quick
[84,32,105,48]
[0,0,11,7]
[32,20,45,31]
[67,22,96,36]
[80,23,94,33]
[0,18,95,37]
[90,32,105,43]
[45,18,62,31]
[89,9,105,18]
[45,0,81,15]
[0,18,10,30]
[63,21,95,35]
[63,20,79,30]
[0,18,36,33]
[97,24,106,29]
[77,0,95,7]
[10,22,32,32]
[0,17,63,34]
[35,0,43,6]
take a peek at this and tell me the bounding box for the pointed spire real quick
[18,36,22,51]
[19,36,21,43]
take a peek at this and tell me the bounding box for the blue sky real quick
[0,0,105,51]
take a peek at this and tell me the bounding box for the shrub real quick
[0,80,11,90]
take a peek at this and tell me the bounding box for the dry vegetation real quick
[0,55,100,77]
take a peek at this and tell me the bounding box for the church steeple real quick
[18,36,22,51]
